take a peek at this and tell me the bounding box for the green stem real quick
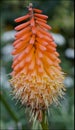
[0,93,19,123]
[41,111,49,130]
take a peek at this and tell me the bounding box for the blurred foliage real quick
[0,0,74,130]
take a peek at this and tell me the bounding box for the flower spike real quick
[10,3,65,122]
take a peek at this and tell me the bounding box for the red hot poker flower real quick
[10,3,65,122]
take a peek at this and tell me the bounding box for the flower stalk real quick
[41,111,49,130]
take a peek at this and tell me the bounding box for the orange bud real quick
[30,17,35,26]
[15,14,30,22]
[15,21,30,30]
[30,35,35,44]
[36,20,51,30]
[35,17,47,23]
[34,13,48,19]
[33,8,42,13]
[15,26,31,38]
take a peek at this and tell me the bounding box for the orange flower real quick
[10,3,65,121]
